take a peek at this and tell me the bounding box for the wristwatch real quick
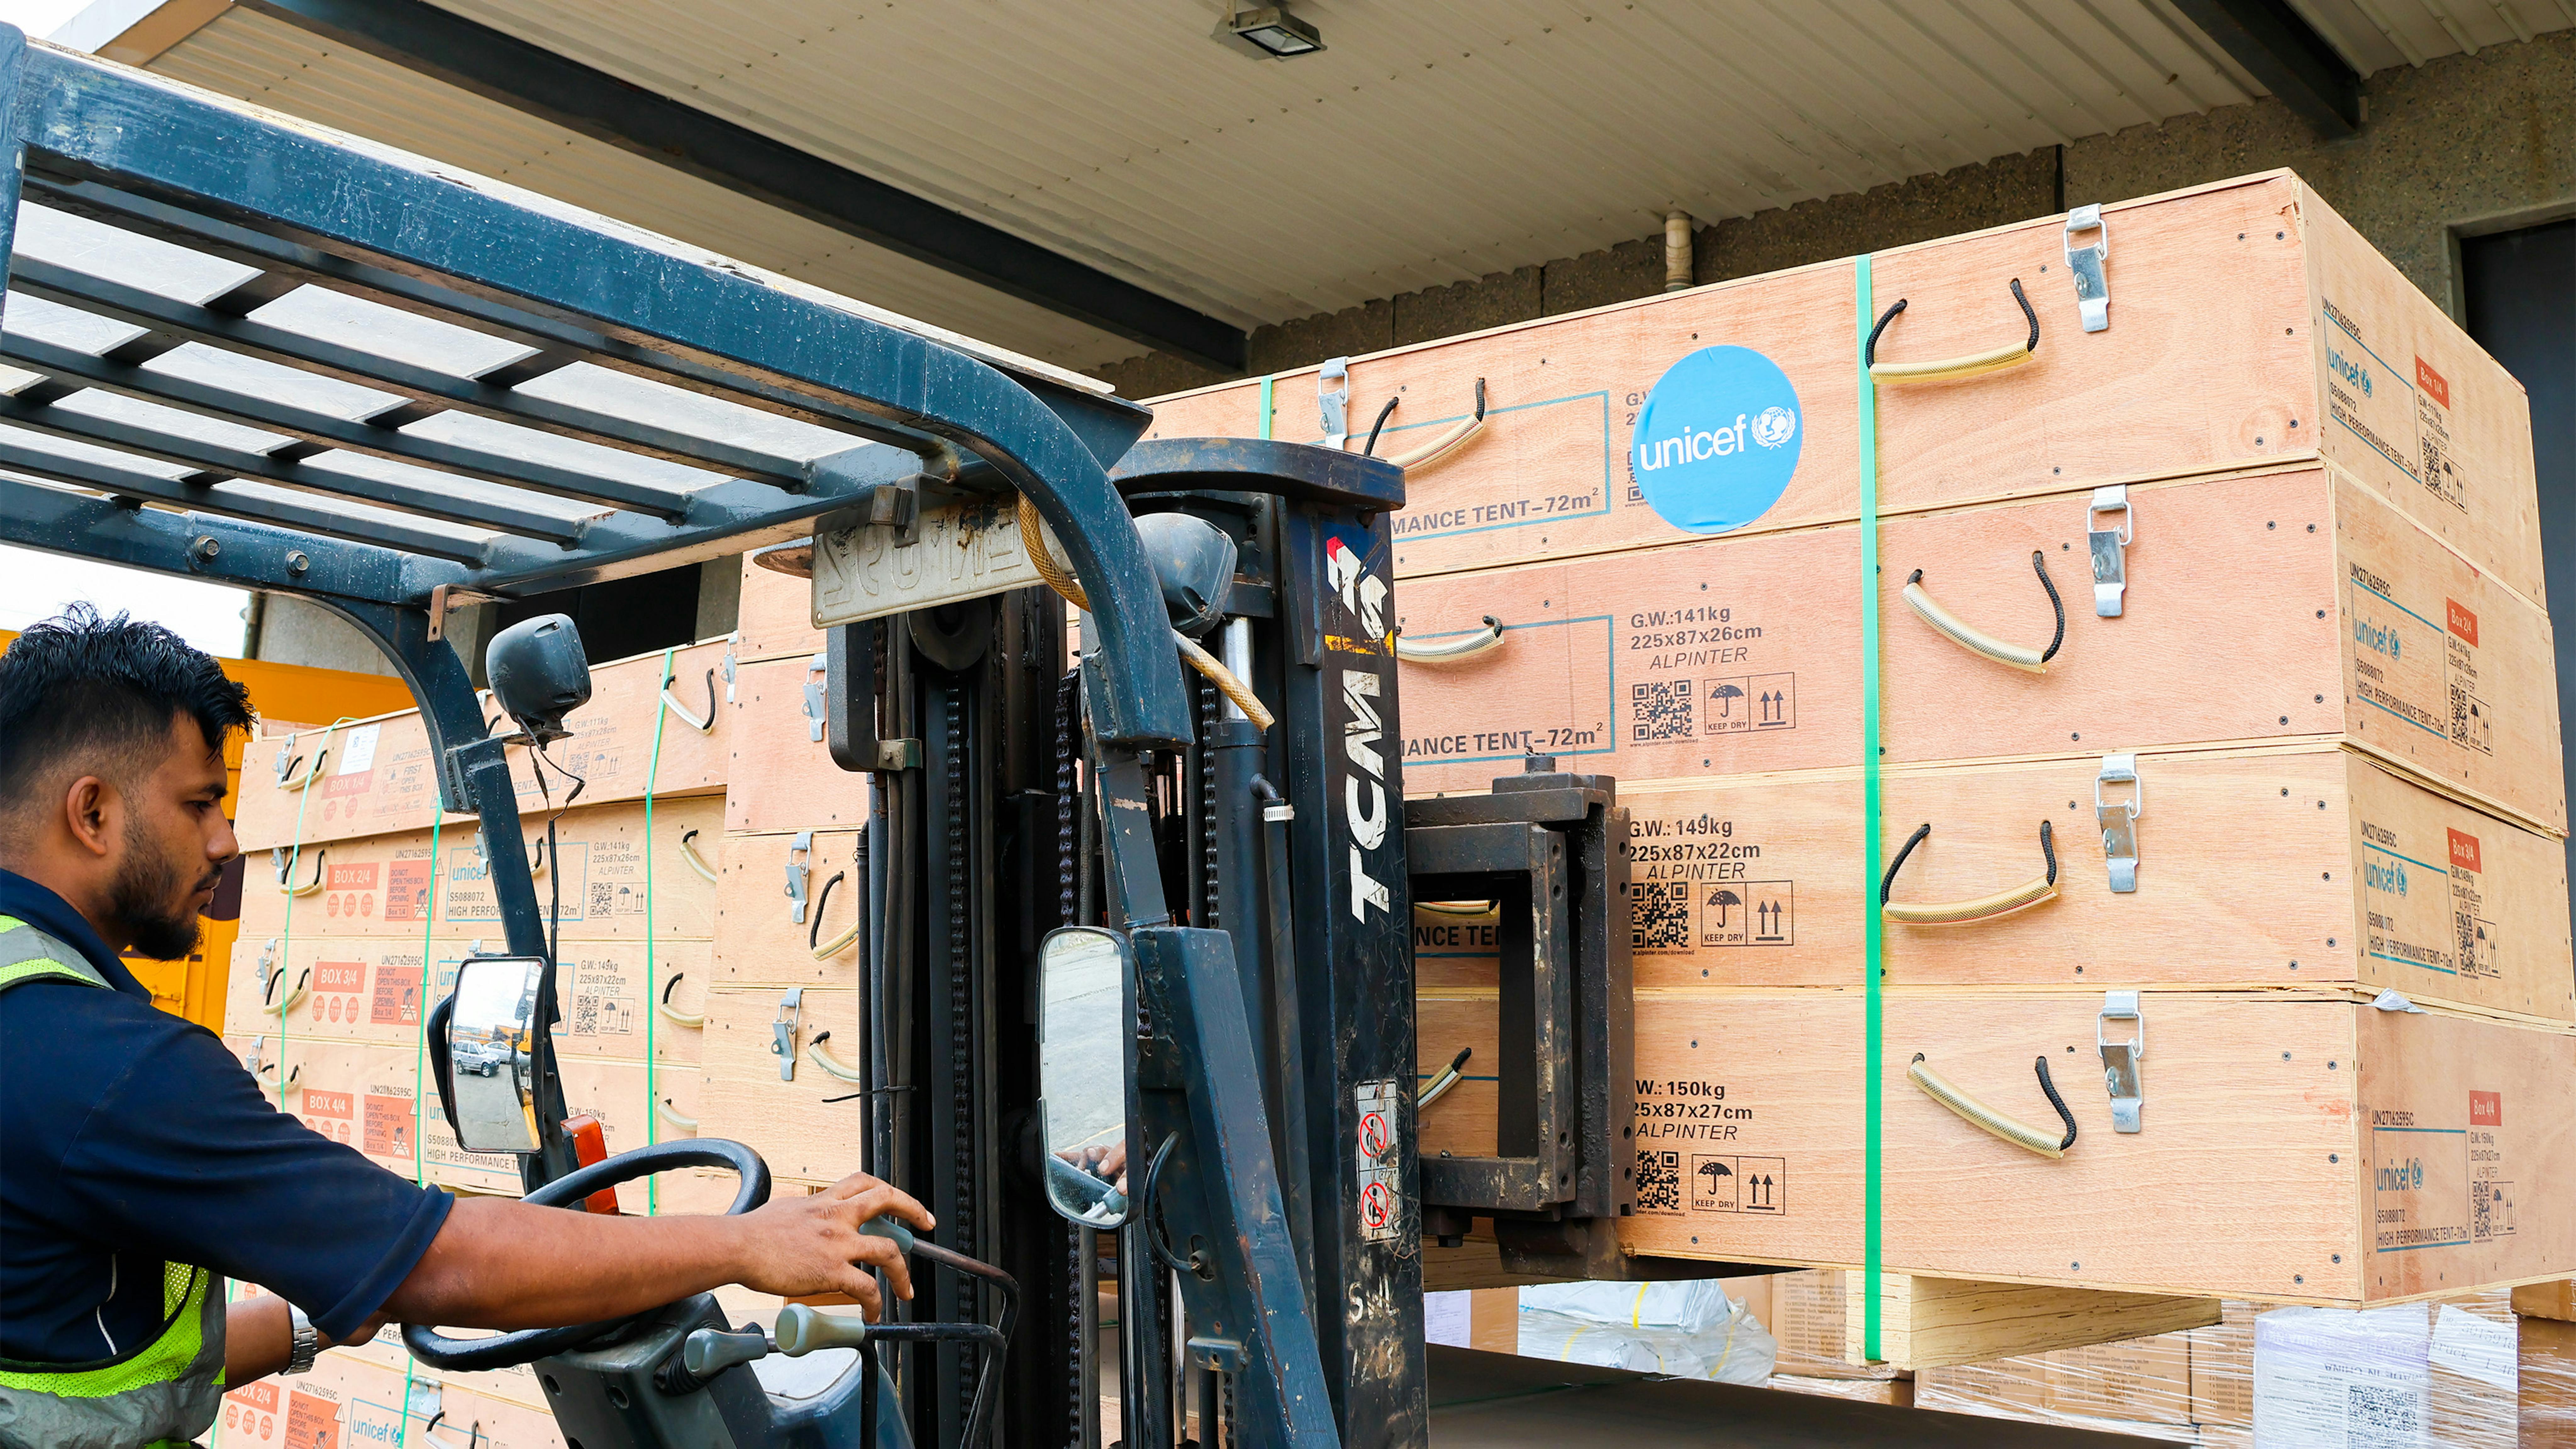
[283,1303,320,1375]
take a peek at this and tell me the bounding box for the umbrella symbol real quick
[1711,682,1745,718]
[1711,889,1741,927]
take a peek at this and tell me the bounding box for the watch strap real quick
[283,1302,320,1374]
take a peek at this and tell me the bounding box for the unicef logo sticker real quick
[1629,346,1803,535]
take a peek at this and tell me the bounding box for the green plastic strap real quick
[644,645,674,1215]
[1856,256,1885,1363]
[1257,374,1275,441]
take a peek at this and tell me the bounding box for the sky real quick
[0,0,254,656]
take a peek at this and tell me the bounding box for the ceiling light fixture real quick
[1215,4,1324,58]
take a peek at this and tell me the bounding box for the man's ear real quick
[63,774,119,859]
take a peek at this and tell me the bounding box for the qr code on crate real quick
[1636,1150,1683,1214]
[1631,881,1692,951]
[587,882,616,918]
[571,992,602,1035]
[2344,1382,2423,1441]
[1631,680,1693,742]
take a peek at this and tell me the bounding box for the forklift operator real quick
[0,607,933,1449]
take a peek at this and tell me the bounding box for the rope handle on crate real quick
[1359,377,1488,471]
[806,1030,868,1083]
[656,972,704,1029]
[1394,616,1507,665]
[1865,278,2039,385]
[1879,820,2059,925]
[1902,552,2064,673]
[1908,1053,2078,1159]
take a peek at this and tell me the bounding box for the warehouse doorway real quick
[2461,220,2576,879]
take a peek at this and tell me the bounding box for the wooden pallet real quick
[1393,462,2563,836]
[1149,171,2540,605]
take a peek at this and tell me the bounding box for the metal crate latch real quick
[1318,356,1350,449]
[2095,753,2143,893]
[802,653,829,742]
[785,831,813,923]
[2065,204,2110,332]
[2098,991,2145,1132]
[772,988,804,1081]
[2088,485,2132,617]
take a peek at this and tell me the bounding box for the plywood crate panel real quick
[1499,747,2571,1022]
[1413,990,2576,1303]
[1394,463,2563,835]
[715,828,871,989]
[223,935,707,1066]
[236,638,733,851]
[1154,170,2534,598]
[694,985,872,1184]
[222,1034,701,1210]
[725,655,872,834]
[1151,172,2539,602]
[238,797,723,944]
[737,550,824,664]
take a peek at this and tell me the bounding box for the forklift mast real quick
[0,28,1657,1448]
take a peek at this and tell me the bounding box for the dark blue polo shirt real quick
[0,869,452,1362]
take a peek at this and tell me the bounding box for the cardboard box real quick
[1151,172,2541,604]
[237,797,724,944]
[1393,462,2563,836]
[2188,1300,2257,1429]
[236,638,733,852]
[1438,742,2574,1023]
[224,935,707,1066]
[1416,989,2576,1303]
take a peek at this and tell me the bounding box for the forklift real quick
[0,29,1671,1447]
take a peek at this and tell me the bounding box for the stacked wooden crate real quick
[695,554,880,1188]
[1152,169,2574,1315]
[222,639,733,1211]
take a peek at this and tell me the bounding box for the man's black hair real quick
[0,603,254,817]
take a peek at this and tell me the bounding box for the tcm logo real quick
[2415,355,2451,409]
[1323,536,1388,648]
[2446,598,2479,646]
[2375,1156,2424,1192]
[2329,346,2372,396]
[2470,1091,2502,1127]
[2363,858,2407,897]
[2353,617,2402,660]
[2447,828,2484,874]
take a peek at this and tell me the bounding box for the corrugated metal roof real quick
[148,1,2566,371]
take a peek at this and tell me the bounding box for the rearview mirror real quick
[441,954,546,1155]
[1038,927,1135,1227]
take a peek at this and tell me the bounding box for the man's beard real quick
[108,822,212,961]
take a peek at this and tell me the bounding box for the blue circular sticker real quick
[1629,346,1802,535]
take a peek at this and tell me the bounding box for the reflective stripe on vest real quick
[0,915,230,1449]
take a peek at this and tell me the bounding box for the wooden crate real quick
[236,797,724,944]
[714,828,872,990]
[1414,988,2576,1304]
[1149,171,2540,603]
[235,638,733,851]
[694,985,874,1185]
[222,935,707,1066]
[725,655,873,834]
[223,1034,701,1210]
[737,550,824,664]
[1446,746,2572,1022]
[1393,462,2563,836]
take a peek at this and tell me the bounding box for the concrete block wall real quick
[1098,29,2576,397]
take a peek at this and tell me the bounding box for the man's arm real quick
[225,1172,930,1386]
[384,1172,929,1330]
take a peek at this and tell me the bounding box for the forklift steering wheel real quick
[401,1139,773,1372]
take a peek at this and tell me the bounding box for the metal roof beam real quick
[2167,0,2362,136]
[232,0,1249,373]
[0,473,446,604]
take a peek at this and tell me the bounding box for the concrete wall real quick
[1097,29,2575,397]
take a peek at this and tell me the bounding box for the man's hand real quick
[222,1296,389,1385]
[730,1172,934,1317]
[382,1171,935,1332]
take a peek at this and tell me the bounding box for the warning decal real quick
[1353,1078,1404,1243]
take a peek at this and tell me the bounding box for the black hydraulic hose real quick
[1251,774,1316,1318]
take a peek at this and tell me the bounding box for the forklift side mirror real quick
[1038,926,1136,1227]
[441,954,547,1155]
